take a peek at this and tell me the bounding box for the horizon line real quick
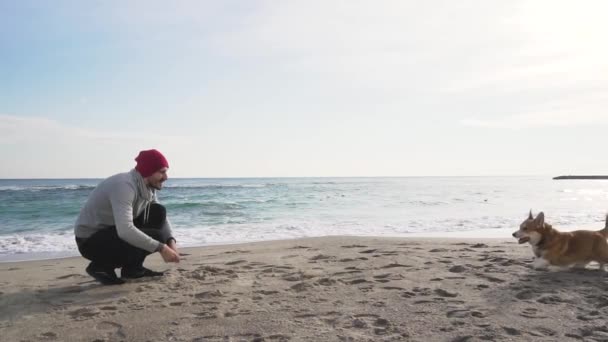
[0,174,557,180]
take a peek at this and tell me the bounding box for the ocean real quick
[1,176,608,261]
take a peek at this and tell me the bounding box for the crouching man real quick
[74,149,180,285]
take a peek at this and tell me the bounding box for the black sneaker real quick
[121,267,164,279]
[86,263,125,285]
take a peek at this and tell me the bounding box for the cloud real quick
[212,2,516,89]
[207,0,608,122]
[0,114,199,178]
[461,111,608,129]
[0,115,193,145]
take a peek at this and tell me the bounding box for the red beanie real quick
[135,149,169,177]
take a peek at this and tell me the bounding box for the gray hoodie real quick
[74,169,173,253]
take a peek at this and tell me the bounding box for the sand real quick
[1,236,608,342]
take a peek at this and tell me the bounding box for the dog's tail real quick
[601,215,608,237]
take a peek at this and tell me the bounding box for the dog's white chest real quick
[532,245,542,258]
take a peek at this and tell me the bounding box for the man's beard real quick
[150,182,163,191]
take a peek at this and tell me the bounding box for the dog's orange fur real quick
[512,211,608,270]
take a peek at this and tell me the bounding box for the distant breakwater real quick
[553,175,608,180]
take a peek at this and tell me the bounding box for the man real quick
[75,149,180,285]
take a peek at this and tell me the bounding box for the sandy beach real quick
[1,236,608,342]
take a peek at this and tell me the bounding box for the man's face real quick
[146,167,168,190]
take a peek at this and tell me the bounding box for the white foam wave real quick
[0,185,94,192]
[0,231,79,259]
[1,212,605,262]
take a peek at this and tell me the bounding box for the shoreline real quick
[0,234,513,264]
[3,222,602,263]
[2,235,607,341]
[0,231,518,263]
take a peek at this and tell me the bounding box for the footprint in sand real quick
[193,311,217,320]
[194,290,224,299]
[475,273,505,283]
[332,270,362,277]
[39,332,58,340]
[290,282,313,292]
[380,286,403,291]
[95,321,126,339]
[224,309,252,318]
[373,273,391,279]
[537,294,574,305]
[502,326,522,336]
[341,244,367,248]
[294,313,317,319]
[429,248,448,253]
[576,326,608,340]
[379,263,412,269]
[343,278,368,285]
[316,278,337,286]
[266,334,292,341]
[223,249,251,254]
[449,265,466,273]
[519,307,548,319]
[338,258,357,262]
[99,305,117,311]
[412,287,432,296]
[289,245,311,249]
[309,254,334,261]
[358,249,377,254]
[282,272,316,282]
[68,307,100,320]
[55,274,84,280]
[577,310,601,321]
[527,327,557,337]
[515,290,537,300]
[446,309,470,319]
[434,289,458,298]
[253,290,280,298]
[401,291,417,298]
[225,259,247,266]
[60,286,85,294]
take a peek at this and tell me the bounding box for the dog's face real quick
[512,211,545,245]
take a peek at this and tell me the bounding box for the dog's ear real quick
[534,212,545,227]
[528,210,533,220]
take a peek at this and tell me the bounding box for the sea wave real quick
[0,231,78,256]
[0,185,95,192]
[164,184,276,190]
[166,201,247,211]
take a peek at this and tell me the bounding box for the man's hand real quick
[167,239,178,254]
[160,244,180,263]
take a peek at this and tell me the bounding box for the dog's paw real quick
[531,258,550,270]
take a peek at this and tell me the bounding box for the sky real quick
[1,0,607,178]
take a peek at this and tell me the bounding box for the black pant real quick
[76,203,168,270]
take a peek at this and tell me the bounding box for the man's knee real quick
[135,203,166,229]
[149,203,166,222]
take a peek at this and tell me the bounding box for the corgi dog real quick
[512,211,608,270]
